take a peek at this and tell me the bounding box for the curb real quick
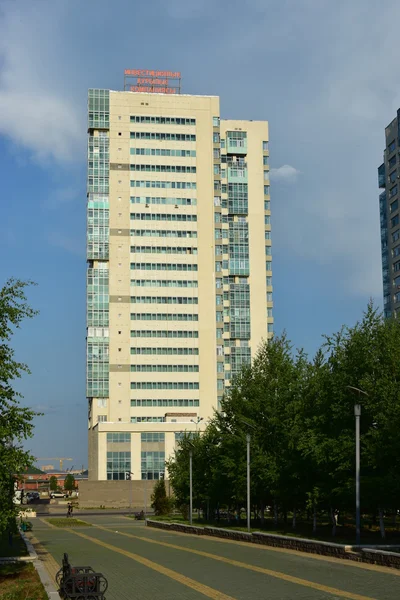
[20,530,60,599]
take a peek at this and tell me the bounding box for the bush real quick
[151,479,171,516]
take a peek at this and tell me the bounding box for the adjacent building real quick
[379,110,400,318]
[87,73,273,481]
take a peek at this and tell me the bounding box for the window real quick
[98,415,107,422]
[131,382,199,390]
[132,399,199,407]
[390,171,397,184]
[392,215,399,228]
[263,141,268,151]
[391,199,398,213]
[393,230,400,242]
[130,132,196,142]
[131,330,199,338]
[264,201,270,211]
[389,155,397,169]
[267,292,273,302]
[390,185,398,198]
[213,117,220,127]
[263,155,269,166]
[221,139,225,149]
[213,132,220,143]
[393,246,400,258]
[264,185,270,195]
[107,433,130,443]
[130,313,198,321]
[388,140,396,153]
[130,115,195,125]
[394,261,400,272]
[267,323,274,333]
[141,451,165,480]
[106,451,131,481]
[266,261,272,272]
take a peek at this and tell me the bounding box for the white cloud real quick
[270,165,300,182]
[0,1,84,163]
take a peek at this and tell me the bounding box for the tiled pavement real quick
[30,516,400,600]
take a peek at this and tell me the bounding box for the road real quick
[29,515,400,600]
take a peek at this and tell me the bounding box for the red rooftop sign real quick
[124,69,181,94]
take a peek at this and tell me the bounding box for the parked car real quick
[26,491,40,503]
[50,491,68,499]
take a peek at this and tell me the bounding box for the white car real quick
[50,491,67,499]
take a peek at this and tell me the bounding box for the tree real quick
[49,476,58,492]
[64,474,75,493]
[151,478,170,516]
[0,279,39,535]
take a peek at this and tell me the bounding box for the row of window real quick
[107,433,130,443]
[131,347,199,355]
[130,132,196,142]
[130,164,196,173]
[130,246,197,255]
[130,263,198,271]
[130,116,196,125]
[131,197,196,206]
[131,229,197,238]
[131,279,198,288]
[131,382,199,389]
[131,399,199,407]
[130,148,196,157]
[130,213,197,222]
[141,433,165,442]
[130,330,199,338]
[131,365,199,372]
[130,296,198,304]
[131,416,165,423]
[131,180,197,189]
[130,313,198,321]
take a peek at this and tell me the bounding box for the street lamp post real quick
[354,404,361,545]
[190,416,203,432]
[246,433,251,533]
[347,385,368,546]
[189,448,193,525]
[143,472,147,519]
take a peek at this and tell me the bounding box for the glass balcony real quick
[378,163,386,188]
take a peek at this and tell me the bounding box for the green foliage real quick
[151,478,171,516]
[64,474,75,492]
[0,279,39,535]
[167,304,400,536]
[49,476,58,492]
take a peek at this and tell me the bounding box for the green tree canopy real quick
[0,279,39,534]
[64,474,75,492]
[167,303,400,537]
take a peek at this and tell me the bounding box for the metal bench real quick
[56,553,108,599]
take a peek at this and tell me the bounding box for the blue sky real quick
[0,0,396,469]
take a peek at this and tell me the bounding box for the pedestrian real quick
[67,502,72,518]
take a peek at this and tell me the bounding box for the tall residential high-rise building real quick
[87,73,273,481]
[379,110,400,318]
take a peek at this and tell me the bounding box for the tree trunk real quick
[292,507,297,529]
[260,502,265,526]
[312,504,317,534]
[283,510,288,525]
[379,508,386,539]
[330,507,336,537]
[274,501,278,526]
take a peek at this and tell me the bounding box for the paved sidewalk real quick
[31,515,400,600]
